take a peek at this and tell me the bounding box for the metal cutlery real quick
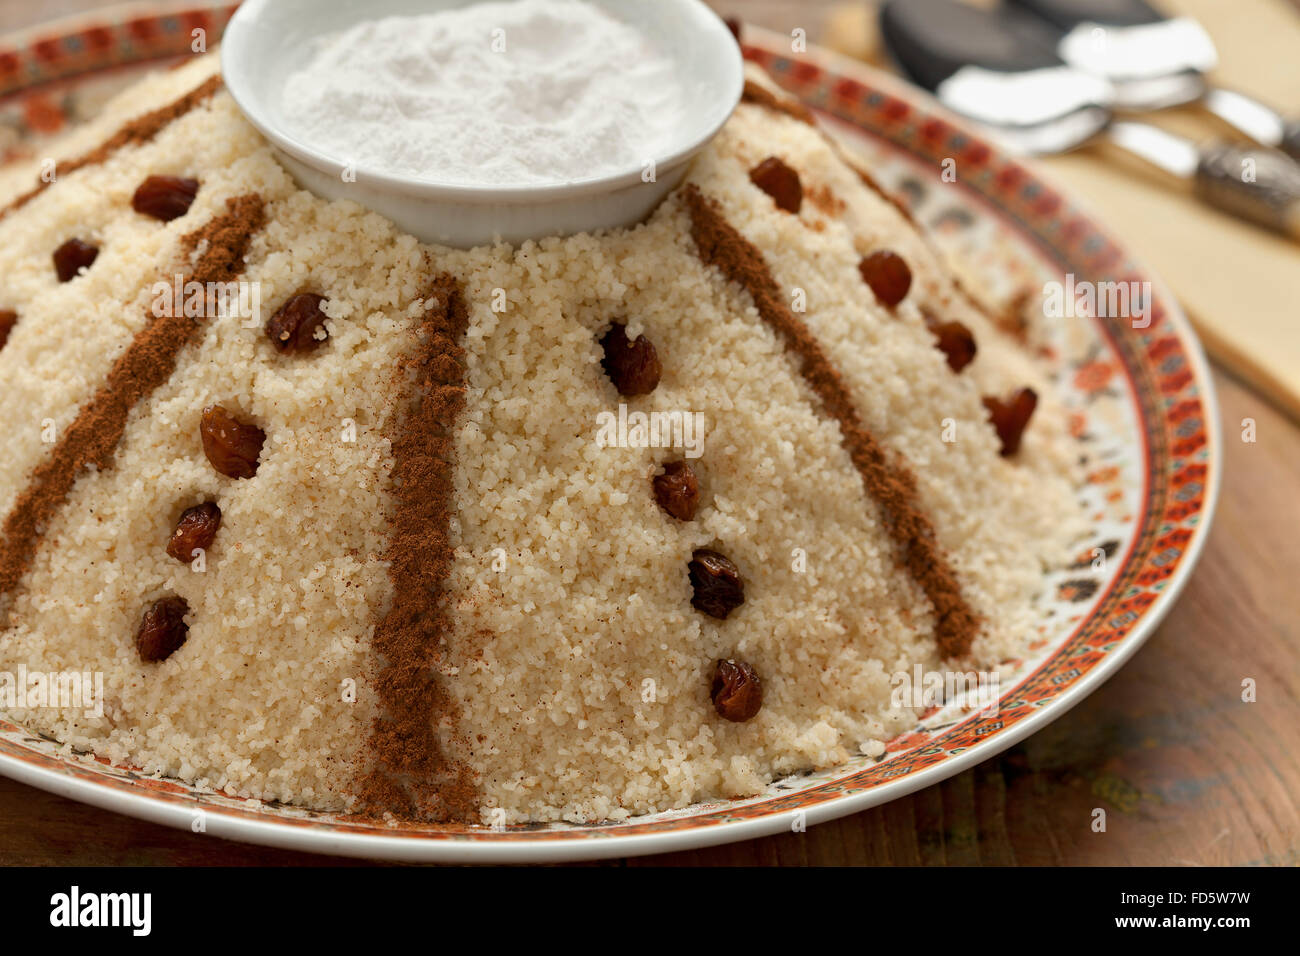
[878,0,1300,239]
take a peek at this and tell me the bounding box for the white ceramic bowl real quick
[221,0,743,247]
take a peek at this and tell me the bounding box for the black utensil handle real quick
[1006,0,1164,30]
[1195,144,1300,240]
[1282,121,1300,164]
[879,0,1061,91]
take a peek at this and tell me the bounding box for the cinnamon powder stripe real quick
[355,274,477,822]
[0,194,265,600]
[682,184,979,659]
[0,75,223,222]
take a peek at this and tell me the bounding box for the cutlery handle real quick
[1195,144,1300,240]
[1007,0,1163,29]
[1202,88,1300,161]
[1283,121,1300,164]
[879,0,1061,91]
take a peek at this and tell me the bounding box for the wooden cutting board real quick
[825,0,1300,420]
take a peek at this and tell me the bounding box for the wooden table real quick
[0,0,1296,867]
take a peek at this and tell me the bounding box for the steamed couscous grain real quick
[0,57,1085,822]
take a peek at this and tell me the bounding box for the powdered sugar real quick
[280,0,685,187]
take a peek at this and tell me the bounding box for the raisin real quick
[983,388,1038,456]
[689,548,745,619]
[0,309,16,350]
[166,501,222,563]
[200,405,266,479]
[711,659,763,722]
[132,175,200,222]
[600,322,661,396]
[266,293,329,353]
[653,460,700,521]
[136,596,189,663]
[923,312,977,372]
[858,250,911,307]
[53,238,98,282]
[749,156,802,214]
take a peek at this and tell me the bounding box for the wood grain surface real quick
[0,0,1295,867]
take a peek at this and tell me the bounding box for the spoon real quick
[878,0,1300,239]
[1007,0,1300,160]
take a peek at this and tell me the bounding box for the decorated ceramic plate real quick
[0,5,1219,862]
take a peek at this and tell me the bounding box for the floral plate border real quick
[0,9,1219,862]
